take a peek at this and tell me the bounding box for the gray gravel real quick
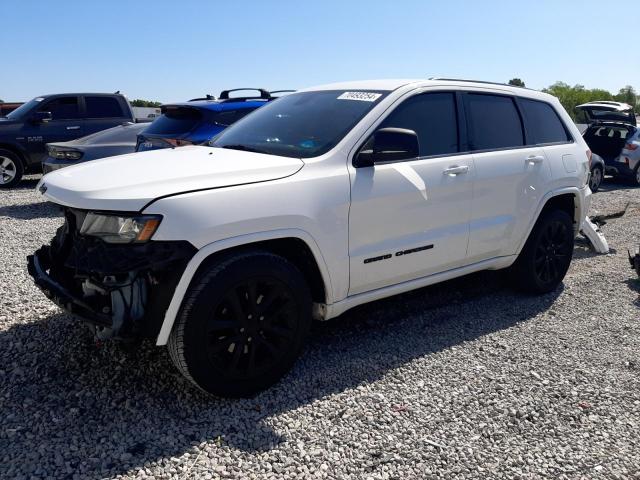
[1,175,639,479]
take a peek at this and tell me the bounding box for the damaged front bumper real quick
[27,208,196,340]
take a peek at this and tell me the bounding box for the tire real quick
[0,149,24,188]
[632,164,640,186]
[510,209,574,294]
[168,250,312,398]
[589,165,603,192]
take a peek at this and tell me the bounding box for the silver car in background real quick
[616,127,640,184]
[42,122,148,173]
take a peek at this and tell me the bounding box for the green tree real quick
[542,82,614,120]
[508,78,525,87]
[614,85,637,106]
[130,99,162,107]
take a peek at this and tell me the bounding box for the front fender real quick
[155,228,334,345]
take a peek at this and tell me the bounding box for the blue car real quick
[136,88,293,151]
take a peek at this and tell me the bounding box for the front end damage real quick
[27,207,196,340]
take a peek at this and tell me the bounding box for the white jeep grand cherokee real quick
[28,79,591,397]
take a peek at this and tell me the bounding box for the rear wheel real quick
[589,165,603,192]
[0,149,23,188]
[168,250,312,397]
[510,210,574,294]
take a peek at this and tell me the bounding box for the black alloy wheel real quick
[510,209,574,294]
[206,277,298,379]
[168,250,312,398]
[533,219,572,285]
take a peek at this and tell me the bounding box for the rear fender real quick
[515,186,587,255]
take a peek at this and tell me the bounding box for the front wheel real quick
[168,250,312,398]
[0,149,24,188]
[510,210,574,294]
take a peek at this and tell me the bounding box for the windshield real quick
[5,97,44,119]
[210,90,389,158]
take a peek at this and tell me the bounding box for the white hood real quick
[37,146,304,211]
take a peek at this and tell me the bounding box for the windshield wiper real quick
[220,144,269,155]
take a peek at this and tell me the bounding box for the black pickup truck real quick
[0,93,136,187]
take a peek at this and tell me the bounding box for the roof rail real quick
[428,77,529,89]
[218,88,271,103]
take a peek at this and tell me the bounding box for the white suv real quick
[28,79,591,397]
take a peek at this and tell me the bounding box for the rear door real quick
[464,92,551,263]
[20,95,83,164]
[82,95,129,136]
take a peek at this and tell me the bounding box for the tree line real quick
[509,79,638,121]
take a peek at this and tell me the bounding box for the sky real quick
[1,0,638,103]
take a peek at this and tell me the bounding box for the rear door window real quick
[85,96,125,118]
[378,92,459,157]
[39,96,80,120]
[519,98,571,145]
[465,94,524,151]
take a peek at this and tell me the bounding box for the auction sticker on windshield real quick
[337,92,382,102]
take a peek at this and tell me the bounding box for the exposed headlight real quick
[80,213,162,244]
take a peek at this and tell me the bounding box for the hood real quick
[38,145,304,211]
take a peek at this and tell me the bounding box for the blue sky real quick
[1,0,638,103]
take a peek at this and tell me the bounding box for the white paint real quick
[36,79,592,345]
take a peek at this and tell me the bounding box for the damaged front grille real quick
[31,207,197,340]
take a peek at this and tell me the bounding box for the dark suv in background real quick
[0,93,136,187]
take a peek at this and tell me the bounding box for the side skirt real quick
[321,255,517,320]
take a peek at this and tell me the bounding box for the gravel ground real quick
[1,176,639,480]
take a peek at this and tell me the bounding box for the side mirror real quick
[31,111,52,123]
[354,127,419,167]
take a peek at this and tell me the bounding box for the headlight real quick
[80,213,162,244]
[49,148,83,160]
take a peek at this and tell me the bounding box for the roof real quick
[301,78,556,101]
[301,79,420,92]
[577,101,634,111]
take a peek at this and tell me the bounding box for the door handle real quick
[66,126,80,130]
[526,155,544,165]
[443,165,469,176]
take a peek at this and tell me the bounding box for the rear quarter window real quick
[465,94,524,151]
[519,98,571,145]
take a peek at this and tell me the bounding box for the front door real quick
[20,96,84,164]
[348,92,474,295]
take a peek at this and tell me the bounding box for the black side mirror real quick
[354,127,419,167]
[31,111,52,123]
